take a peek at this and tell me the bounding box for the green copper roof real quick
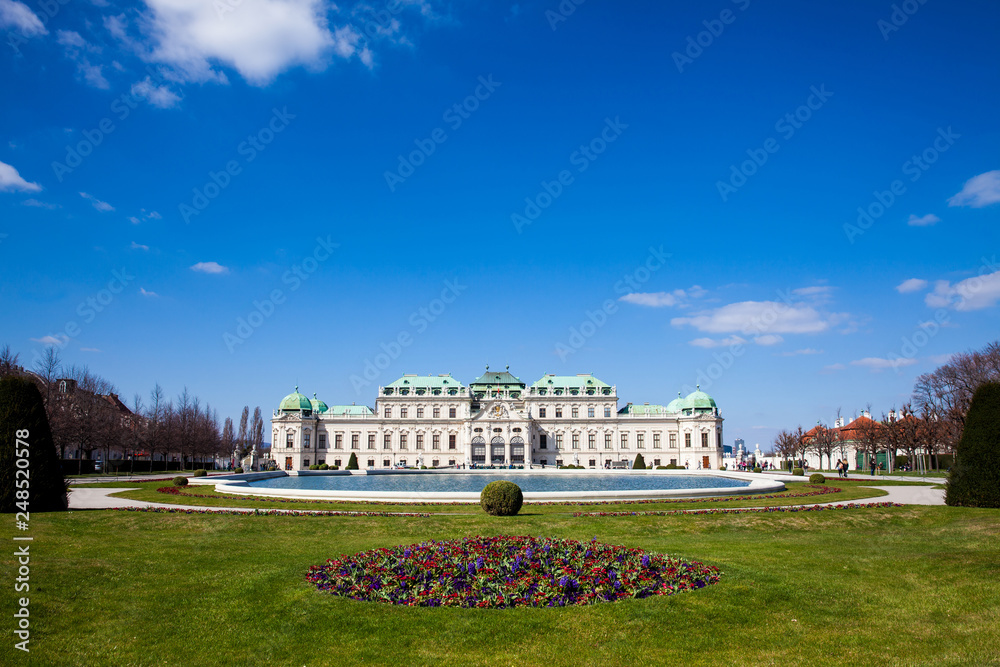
[279,387,312,413]
[324,405,375,416]
[665,392,687,412]
[531,374,611,389]
[684,386,717,410]
[470,366,525,388]
[386,374,465,388]
[310,393,328,414]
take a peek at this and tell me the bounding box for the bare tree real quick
[221,417,235,469]
[772,429,798,468]
[237,406,250,460]
[808,424,840,470]
[33,346,61,405]
[250,407,264,460]
[0,344,20,377]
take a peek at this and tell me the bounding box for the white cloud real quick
[927,353,955,365]
[0,0,46,36]
[672,300,844,335]
[896,278,928,294]
[850,357,918,372]
[948,170,1000,208]
[22,198,58,208]
[131,76,181,108]
[136,0,357,86]
[925,270,1000,311]
[753,334,784,346]
[31,334,68,346]
[80,347,101,352]
[79,192,114,211]
[689,336,745,348]
[791,285,833,297]
[190,261,229,274]
[139,287,158,297]
[907,213,940,227]
[57,30,110,89]
[777,348,822,357]
[0,159,41,192]
[130,241,149,250]
[146,210,162,219]
[129,216,140,224]
[619,286,705,308]
[822,363,845,373]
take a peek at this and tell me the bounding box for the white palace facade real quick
[270,367,724,471]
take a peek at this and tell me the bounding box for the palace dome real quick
[310,393,328,414]
[279,387,312,413]
[665,392,687,412]
[684,386,717,410]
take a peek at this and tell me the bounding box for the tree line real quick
[771,339,1000,469]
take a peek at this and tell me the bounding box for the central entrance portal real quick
[491,436,505,464]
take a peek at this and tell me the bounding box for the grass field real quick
[3,501,998,666]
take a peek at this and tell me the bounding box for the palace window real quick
[368,434,376,450]
[383,459,390,467]
[717,432,723,448]
[318,434,327,449]
[286,433,293,449]
[400,408,407,418]
[433,434,441,450]
[588,434,596,449]
[368,459,375,468]
[351,434,360,450]
[416,407,424,418]
[589,459,596,467]
[604,407,611,418]
[685,433,692,448]
[588,407,595,418]
[400,434,408,450]
[572,434,580,449]
[572,407,579,419]
[605,433,612,449]
[333,459,341,468]
[539,434,547,449]
[539,407,546,418]
[555,408,563,418]
[620,433,628,449]
[334,434,343,450]
[449,434,456,450]
[384,407,391,418]
[432,459,439,467]
[416,434,424,450]
[654,459,661,467]
[701,432,709,448]
[449,407,456,418]
[303,433,311,449]
[433,407,441,418]
[384,434,391,450]
[653,433,661,449]
[303,459,310,468]
[637,433,645,449]
[670,433,677,448]
[555,434,563,449]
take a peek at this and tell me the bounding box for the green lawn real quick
[75,479,905,514]
[2,505,998,666]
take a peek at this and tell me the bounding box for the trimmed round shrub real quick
[656,465,667,469]
[753,466,762,473]
[172,476,188,487]
[792,467,804,477]
[318,463,329,470]
[234,467,244,474]
[0,376,68,512]
[810,473,826,484]
[193,469,207,477]
[330,465,339,470]
[480,480,523,516]
[946,382,1000,507]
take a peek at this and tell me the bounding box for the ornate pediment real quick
[473,400,524,421]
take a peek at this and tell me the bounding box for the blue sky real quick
[2,0,998,449]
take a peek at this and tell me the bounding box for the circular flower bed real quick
[306,535,720,608]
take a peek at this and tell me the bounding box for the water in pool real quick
[247,473,750,494]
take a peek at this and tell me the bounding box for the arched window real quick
[471,436,486,463]
[510,436,525,464]
[490,436,505,464]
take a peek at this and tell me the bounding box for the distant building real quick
[270,367,725,470]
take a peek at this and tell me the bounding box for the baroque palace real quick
[271,367,724,471]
